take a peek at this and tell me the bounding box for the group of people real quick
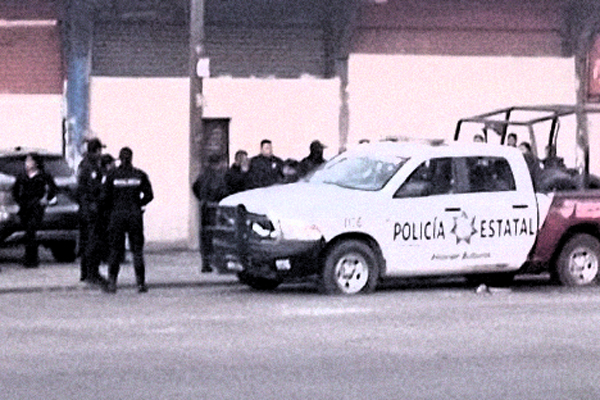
[193,138,327,202]
[192,138,327,272]
[11,138,154,294]
[76,138,154,293]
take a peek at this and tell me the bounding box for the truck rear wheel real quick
[556,234,600,286]
[320,240,379,295]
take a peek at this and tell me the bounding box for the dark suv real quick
[0,147,79,262]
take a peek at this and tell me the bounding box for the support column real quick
[337,58,349,154]
[189,0,206,249]
[65,0,93,168]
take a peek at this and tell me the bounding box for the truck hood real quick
[220,182,370,219]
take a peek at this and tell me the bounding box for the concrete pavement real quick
[0,248,238,294]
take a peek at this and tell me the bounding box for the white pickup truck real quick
[206,139,582,294]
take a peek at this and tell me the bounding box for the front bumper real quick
[204,203,324,279]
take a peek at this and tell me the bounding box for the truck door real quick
[385,157,460,275]
[450,156,538,272]
[384,155,537,276]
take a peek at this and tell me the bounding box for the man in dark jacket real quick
[224,150,249,195]
[247,139,283,189]
[12,153,57,267]
[193,154,228,272]
[298,140,327,178]
[76,138,106,284]
[103,147,154,293]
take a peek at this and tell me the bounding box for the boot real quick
[105,276,117,294]
[137,276,148,293]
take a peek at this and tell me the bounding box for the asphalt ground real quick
[0,247,237,294]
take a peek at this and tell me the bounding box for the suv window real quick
[0,155,74,178]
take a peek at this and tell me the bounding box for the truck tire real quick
[320,240,379,295]
[49,240,77,263]
[556,234,600,286]
[237,271,281,291]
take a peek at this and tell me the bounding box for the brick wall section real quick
[0,4,63,94]
[354,0,566,56]
[92,0,569,78]
[92,21,327,78]
[0,0,58,19]
[205,25,325,78]
[92,21,189,77]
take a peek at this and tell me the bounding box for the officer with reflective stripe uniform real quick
[103,147,154,293]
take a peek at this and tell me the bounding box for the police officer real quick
[247,139,284,189]
[76,138,107,284]
[103,147,154,293]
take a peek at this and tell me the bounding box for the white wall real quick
[347,55,577,146]
[90,78,191,247]
[203,77,341,161]
[0,95,63,152]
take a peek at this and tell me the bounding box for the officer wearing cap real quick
[298,140,327,178]
[76,137,108,285]
[103,147,154,293]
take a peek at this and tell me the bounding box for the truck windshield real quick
[308,154,408,191]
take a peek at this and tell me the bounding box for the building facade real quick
[1,0,598,248]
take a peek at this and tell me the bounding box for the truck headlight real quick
[276,219,322,241]
[250,220,277,239]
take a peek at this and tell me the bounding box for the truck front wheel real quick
[321,240,379,295]
[556,234,600,286]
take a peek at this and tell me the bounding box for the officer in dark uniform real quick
[247,139,284,189]
[76,138,107,284]
[103,147,154,293]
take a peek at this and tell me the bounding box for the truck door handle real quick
[513,205,528,209]
[445,207,461,212]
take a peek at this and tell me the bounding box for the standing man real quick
[224,150,249,195]
[248,139,284,189]
[193,154,228,273]
[103,147,154,293]
[98,153,117,264]
[12,153,57,268]
[76,138,107,284]
[298,140,327,178]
